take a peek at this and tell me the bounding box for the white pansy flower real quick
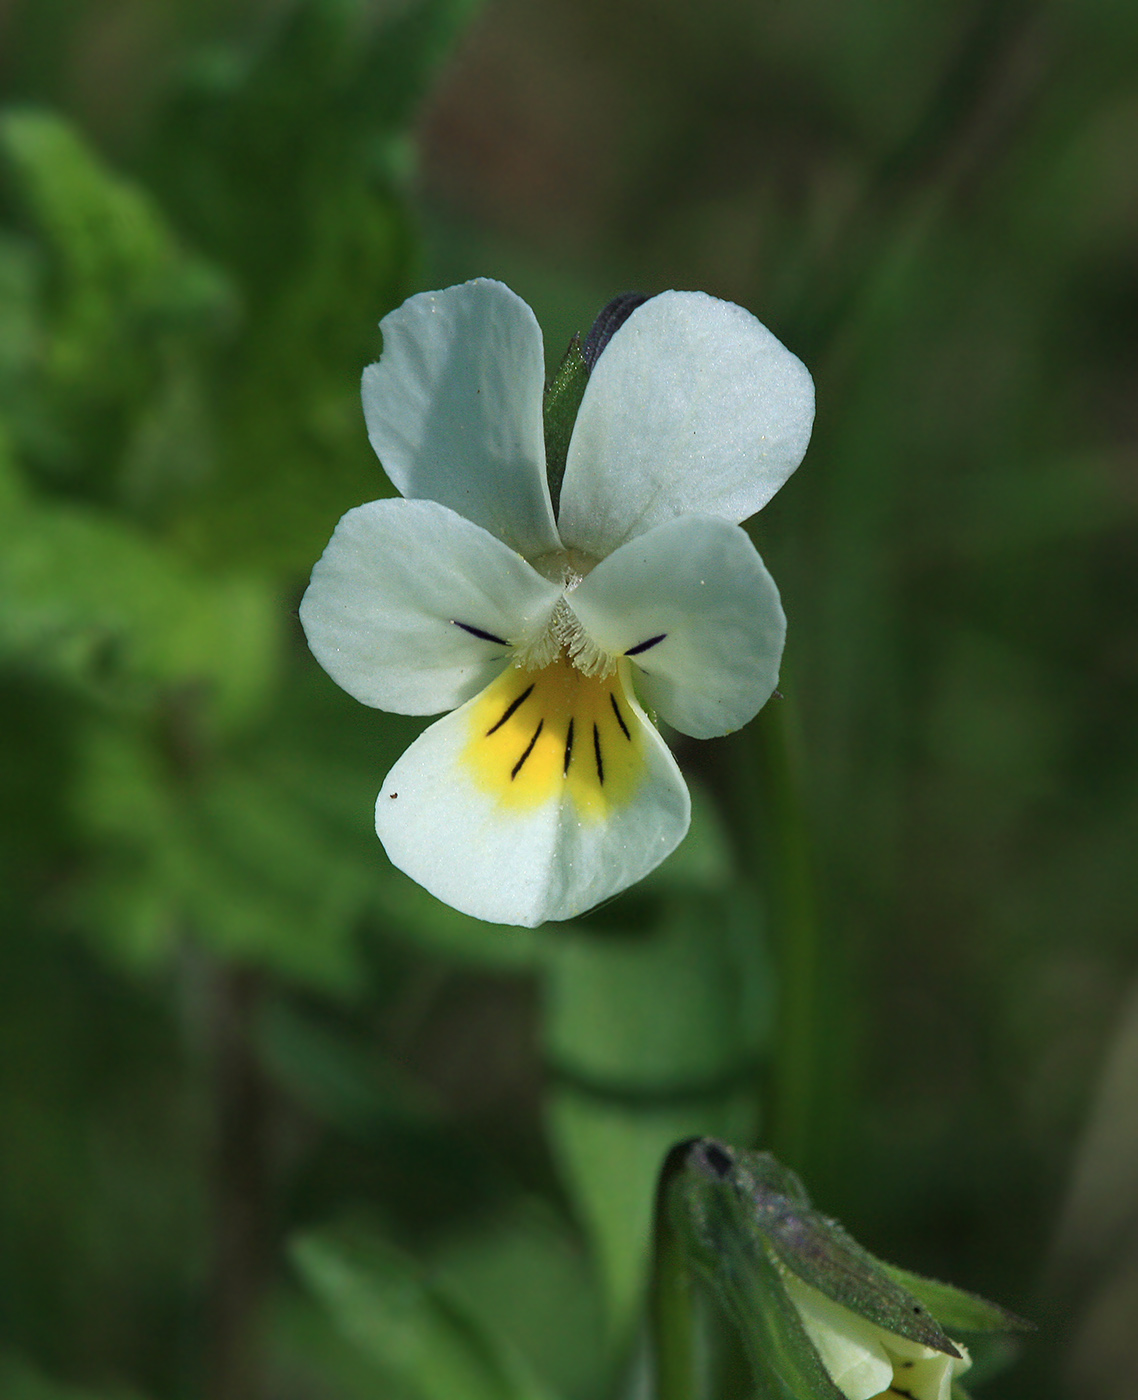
[300,278,813,927]
[784,1273,972,1400]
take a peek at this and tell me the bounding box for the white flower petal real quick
[784,1274,970,1400]
[557,291,814,557]
[891,1352,962,1400]
[362,279,560,559]
[568,516,785,739]
[300,498,561,715]
[783,1276,894,1400]
[882,1335,970,1400]
[374,658,691,927]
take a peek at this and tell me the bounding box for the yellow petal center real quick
[463,654,645,818]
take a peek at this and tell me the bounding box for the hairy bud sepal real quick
[655,1139,1030,1400]
[542,332,589,516]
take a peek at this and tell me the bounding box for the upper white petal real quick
[299,498,561,715]
[362,279,561,559]
[374,671,691,927]
[568,515,785,738]
[557,291,814,558]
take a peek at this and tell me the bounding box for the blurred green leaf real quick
[0,106,230,341]
[372,875,544,969]
[292,1227,554,1400]
[0,448,279,729]
[0,108,232,504]
[258,996,439,1137]
[69,715,369,988]
[543,885,770,1101]
[435,1202,607,1400]
[542,891,770,1334]
[0,232,40,403]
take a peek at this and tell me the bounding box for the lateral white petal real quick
[374,670,691,927]
[299,498,561,715]
[568,516,785,739]
[362,279,560,558]
[783,1275,894,1400]
[558,291,814,557]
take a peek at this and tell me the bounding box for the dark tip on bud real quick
[705,1145,733,1177]
[583,292,650,370]
[696,1139,734,1179]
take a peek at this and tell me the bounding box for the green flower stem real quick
[753,691,820,1169]
[651,1146,699,1400]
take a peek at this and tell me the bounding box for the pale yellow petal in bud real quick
[783,1273,971,1400]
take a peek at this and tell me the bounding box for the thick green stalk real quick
[755,694,821,1170]
[651,1149,699,1400]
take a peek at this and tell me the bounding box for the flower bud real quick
[659,1138,1030,1400]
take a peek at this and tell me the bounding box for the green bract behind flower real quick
[300,279,814,926]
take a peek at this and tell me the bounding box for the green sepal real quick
[726,1233,850,1400]
[686,1141,961,1358]
[542,333,589,516]
[883,1264,1034,1335]
[668,1164,846,1400]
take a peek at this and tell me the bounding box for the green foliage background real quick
[1,1,1136,1397]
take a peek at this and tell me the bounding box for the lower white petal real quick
[300,498,561,715]
[568,515,785,739]
[374,658,690,927]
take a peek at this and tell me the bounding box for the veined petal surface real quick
[375,660,691,926]
[299,498,561,715]
[362,279,560,559]
[568,515,785,739]
[557,291,814,558]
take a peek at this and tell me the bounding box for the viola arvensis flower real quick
[300,279,813,926]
